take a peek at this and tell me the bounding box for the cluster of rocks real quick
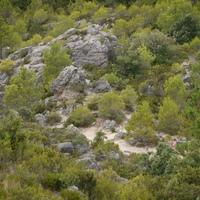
[0,23,116,107]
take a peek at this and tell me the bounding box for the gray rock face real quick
[74,144,89,154]
[102,120,117,129]
[57,142,74,153]
[108,151,120,161]
[0,71,10,85]
[0,91,4,108]
[50,66,86,94]
[114,131,127,139]
[35,113,46,126]
[78,153,99,170]
[53,24,117,68]
[7,44,48,79]
[94,77,111,93]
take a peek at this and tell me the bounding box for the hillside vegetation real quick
[0,0,200,199]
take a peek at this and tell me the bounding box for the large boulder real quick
[53,24,117,68]
[57,142,74,153]
[102,120,117,129]
[50,66,86,94]
[94,77,111,93]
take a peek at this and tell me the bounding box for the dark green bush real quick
[42,173,68,191]
[18,107,34,121]
[46,112,62,125]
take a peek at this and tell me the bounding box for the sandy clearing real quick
[79,125,156,155]
[52,110,157,155]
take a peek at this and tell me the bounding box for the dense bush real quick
[46,112,62,125]
[86,94,99,110]
[65,105,95,127]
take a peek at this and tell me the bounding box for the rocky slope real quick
[0,23,190,156]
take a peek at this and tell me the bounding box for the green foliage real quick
[4,67,44,111]
[18,107,34,121]
[149,143,179,176]
[91,131,107,149]
[42,172,68,191]
[115,28,178,78]
[158,97,183,135]
[112,19,128,38]
[82,1,99,19]
[98,91,125,123]
[0,111,26,161]
[164,75,188,109]
[103,73,119,87]
[46,112,62,125]
[115,175,155,200]
[92,6,111,24]
[0,60,14,73]
[168,13,200,44]
[126,101,156,144]
[43,41,72,89]
[156,0,197,33]
[65,105,95,127]
[47,15,75,37]
[86,94,99,110]
[61,189,88,200]
[120,85,138,111]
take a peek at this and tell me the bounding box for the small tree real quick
[164,75,188,109]
[158,97,183,135]
[42,41,72,89]
[4,67,44,111]
[86,94,99,110]
[65,105,95,127]
[126,101,156,143]
[120,85,138,111]
[98,91,125,123]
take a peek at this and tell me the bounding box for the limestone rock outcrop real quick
[52,24,117,68]
[50,66,86,94]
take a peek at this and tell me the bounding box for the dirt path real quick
[79,125,156,154]
[53,111,157,155]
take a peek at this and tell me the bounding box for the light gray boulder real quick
[53,24,117,68]
[35,113,46,126]
[94,77,111,93]
[0,71,10,85]
[74,144,89,154]
[108,151,120,161]
[50,66,86,94]
[57,142,74,153]
[114,131,127,139]
[102,120,117,129]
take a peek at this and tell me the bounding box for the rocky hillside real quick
[1,22,192,155]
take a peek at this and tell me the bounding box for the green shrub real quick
[73,83,86,93]
[63,99,76,109]
[120,85,138,111]
[23,57,31,64]
[86,94,99,110]
[75,94,85,104]
[42,173,68,191]
[42,35,53,44]
[91,131,107,150]
[20,49,29,58]
[98,92,125,123]
[61,189,85,200]
[46,112,62,125]
[0,60,14,73]
[103,73,119,87]
[71,133,88,146]
[18,107,34,121]
[65,105,95,127]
